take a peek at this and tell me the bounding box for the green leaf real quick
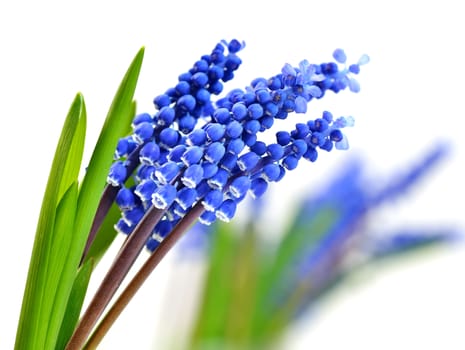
[41,182,78,350]
[55,258,94,350]
[52,47,144,347]
[15,93,86,350]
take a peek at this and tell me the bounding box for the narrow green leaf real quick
[55,258,95,350]
[15,93,85,350]
[42,182,78,350]
[82,103,136,267]
[53,48,144,347]
[74,46,144,255]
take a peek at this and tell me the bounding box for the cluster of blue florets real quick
[106,39,368,252]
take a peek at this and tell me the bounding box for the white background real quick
[1,1,464,349]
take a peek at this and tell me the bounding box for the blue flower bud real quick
[177,94,196,112]
[244,120,261,134]
[159,128,180,149]
[216,199,237,222]
[134,179,158,202]
[202,162,218,179]
[122,206,145,226]
[178,114,196,134]
[276,131,291,146]
[267,143,285,160]
[225,120,243,138]
[205,123,225,141]
[250,141,267,156]
[229,176,251,199]
[207,168,229,190]
[292,139,308,157]
[213,108,231,124]
[283,154,299,170]
[116,187,137,210]
[133,122,154,144]
[152,184,177,209]
[219,153,238,172]
[204,142,226,163]
[191,72,209,87]
[157,107,176,126]
[238,152,261,172]
[248,103,264,119]
[114,136,137,159]
[250,178,268,198]
[137,164,156,182]
[196,88,211,104]
[332,48,347,64]
[322,111,333,122]
[209,80,224,94]
[309,132,326,147]
[175,187,198,210]
[260,116,274,130]
[154,161,181,184]
[303,147,318,162]
[175,81,191,96]
[232,103,248,121]
[140,142,161,165]
[153,94,171,109]
[294,96,307,113]
[168,144,187,162]
[202,189,224,211]
[132,113,152,127]
[226,138,245,155]
[107,161,127,186]
[182,164,204,188]
[320,139,334,152]
[261,163,281,182]
[187,129,207,146]
[243,133,257,147]
[181,146,204,166]
[199,210,216,225]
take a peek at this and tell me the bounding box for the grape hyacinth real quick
[107,39,368,252]
[67,39,368,349]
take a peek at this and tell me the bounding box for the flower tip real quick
[332,48,347,64]
[358,54,370,65]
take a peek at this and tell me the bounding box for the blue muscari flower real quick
[107,161,127,187]
[105,39,366,251]
[215,199,237,222]
[115,187,137,210]
[152,184,177,209]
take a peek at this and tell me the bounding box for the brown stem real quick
[80,145,142,266]
[65,205,165,350]
[83,202,205,349]
[80,184,120,265]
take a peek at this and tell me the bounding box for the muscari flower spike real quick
[106,39,368,251]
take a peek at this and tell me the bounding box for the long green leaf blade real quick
[42,182,79,349]
[55,258,94,350]
[53,47,144,347]
[15,93,85,350]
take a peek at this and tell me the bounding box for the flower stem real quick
[80,146,142,265]
[83,202,205,349]
[65,205,165,350]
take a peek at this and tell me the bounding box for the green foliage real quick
[15,47,144,350]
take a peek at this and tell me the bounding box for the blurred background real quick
[1,0,464,349]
